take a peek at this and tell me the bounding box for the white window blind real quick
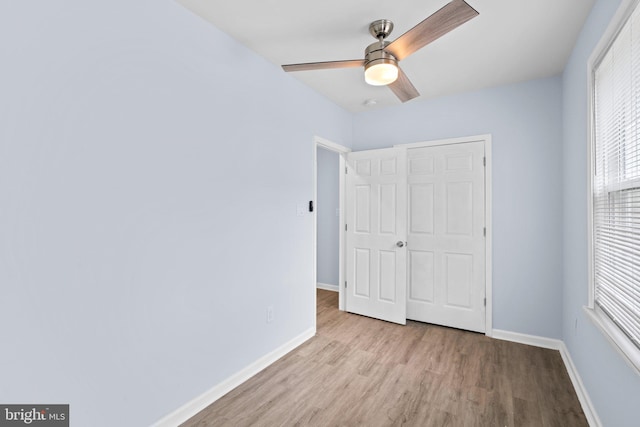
[593,4,640,352]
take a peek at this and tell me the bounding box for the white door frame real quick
[395,134,493,336]
[313,136,350,313]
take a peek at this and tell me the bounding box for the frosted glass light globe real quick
[364,62,398,86]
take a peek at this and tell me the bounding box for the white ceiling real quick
[178,0,595,113]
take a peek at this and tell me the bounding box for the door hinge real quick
[345,224,348,231]
[483,227,486,237]
[345,281,347,288]
[484,297,486,307]
[345,166,348,174]
[483,157,486,167]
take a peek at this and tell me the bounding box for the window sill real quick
[583,305,640,376]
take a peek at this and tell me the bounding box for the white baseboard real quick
[316,282,339,292]
[492,329,601,427]
[558,342,602,427]
[492,329,563,350]
[151,327,316,427]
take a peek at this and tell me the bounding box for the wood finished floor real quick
[182,289,587,427]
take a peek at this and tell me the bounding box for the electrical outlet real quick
[267,306,274,323]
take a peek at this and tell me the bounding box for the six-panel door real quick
[345,147,407,325]
[406,141,486,332]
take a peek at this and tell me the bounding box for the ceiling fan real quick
[281,0,478,103]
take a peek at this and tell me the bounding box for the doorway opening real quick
[316,147,340,291]
[313,136,350,317]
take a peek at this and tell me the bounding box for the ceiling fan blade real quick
[385,0,478,61]
[282,60,365,72]
[388,67,420,103]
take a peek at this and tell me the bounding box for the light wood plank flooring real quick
[182,289,587,426]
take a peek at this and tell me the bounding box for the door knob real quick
[396,241,405,248]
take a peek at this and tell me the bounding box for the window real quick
[589,0,640,373]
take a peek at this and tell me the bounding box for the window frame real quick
[586,0,640,376]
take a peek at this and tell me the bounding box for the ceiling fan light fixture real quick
[364,59,398,86]
[364,41,398,86]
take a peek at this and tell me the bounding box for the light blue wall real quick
[316,148,340,286]
[562,0,640,426]
[353,76,564,339]
[4,0,639,425]
[0,1,351,426]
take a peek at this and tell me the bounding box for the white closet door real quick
[406,141,486,333]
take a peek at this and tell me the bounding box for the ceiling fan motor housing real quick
[364,41,399,86]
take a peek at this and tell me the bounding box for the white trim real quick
[317,282,339,292]
[338,154,346,311]
[558,342,603,427]
[588,0,640,70]
[312,141,318,332]
[587,34,596,313]
[492,329,563,350]
[484,136,493,336]
[151,327,316,427]
[395,134,493,336]
[394,134,493,150]
[584,306,640,375]
[492,329,602,427]
[315,136,351,154]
